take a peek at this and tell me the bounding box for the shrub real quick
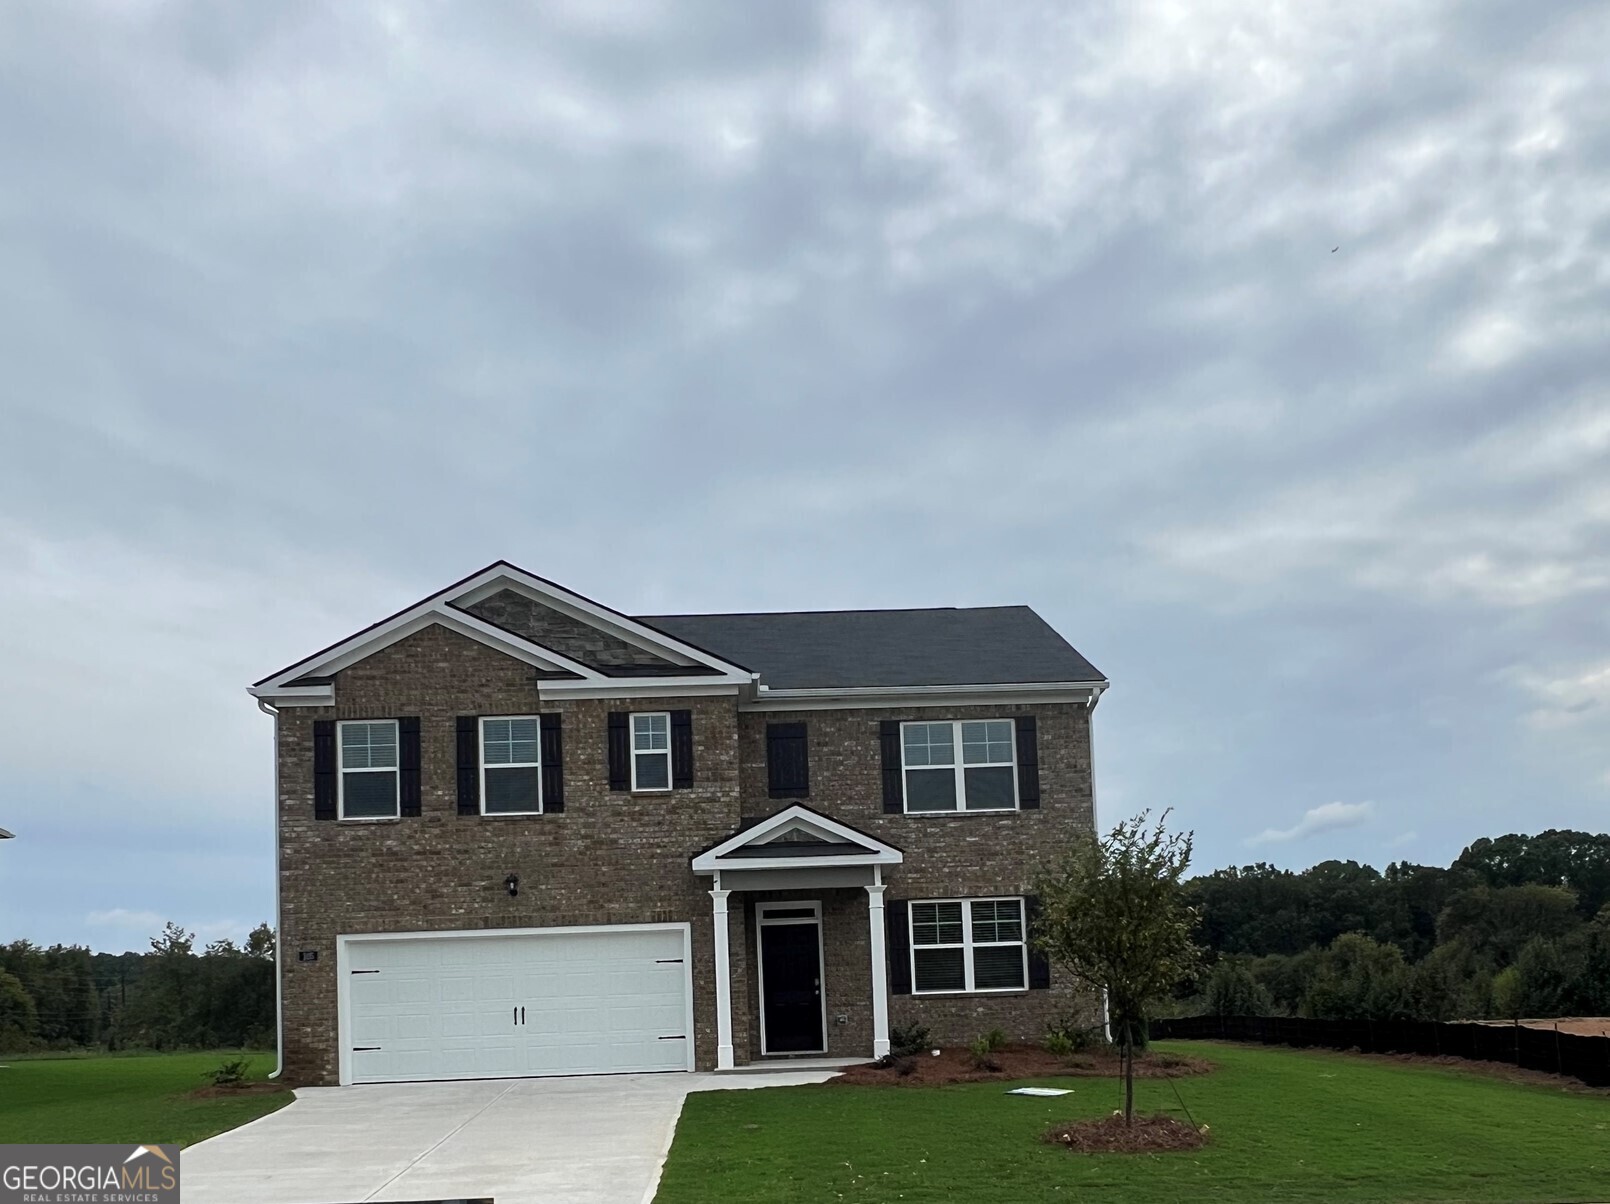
[206,1058,252,1088]
[888,1021,931,1058]
[1045,1031,1076,1056]
[1046,1010,1108,1053]
[980,1028,1008,1053]
[968,1035,1002,1071]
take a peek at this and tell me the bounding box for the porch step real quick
[717,1056,867,1074]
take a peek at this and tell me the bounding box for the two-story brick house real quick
[249,563,1108,1086]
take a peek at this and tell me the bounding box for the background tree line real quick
[0,921,275,1052]
[1180,830,1610,1022]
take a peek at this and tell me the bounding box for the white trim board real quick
[249,561,754,703]
[691,805,904,874]
[744,681,1108,711]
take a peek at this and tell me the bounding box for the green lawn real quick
[0,1051,292,1147]
[656,1041,1610,1203]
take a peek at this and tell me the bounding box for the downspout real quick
[1087,686,1113,1045]
[257,697,285,1080]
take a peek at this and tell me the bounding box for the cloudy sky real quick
[2,1,1607,952]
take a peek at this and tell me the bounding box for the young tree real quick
[1033,811,1201,1125]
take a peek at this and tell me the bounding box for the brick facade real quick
[274,622,1101,1085]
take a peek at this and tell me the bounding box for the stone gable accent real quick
[460,588,678,670]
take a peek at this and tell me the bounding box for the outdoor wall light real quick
[505,873,520,898]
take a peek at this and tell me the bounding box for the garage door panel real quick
[343,926,691,1084]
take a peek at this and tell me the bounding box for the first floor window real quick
[910,897,1026,993]
[902,719,1017,812]
[631,712,671,790]
[339,720,399,819]
[481,716,541,813]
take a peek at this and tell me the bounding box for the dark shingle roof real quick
[636,606,1104,691]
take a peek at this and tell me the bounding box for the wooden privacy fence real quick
[1149,1015,1610,1088]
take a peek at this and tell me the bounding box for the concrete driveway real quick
[183,1069,839,1204]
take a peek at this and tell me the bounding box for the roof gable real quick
[691,805,904,873]
[249,561,752,703]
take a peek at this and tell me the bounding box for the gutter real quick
[1085,682,1113,1043]
[257,696,285,1081]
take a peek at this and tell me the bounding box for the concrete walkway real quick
[182,1069,839,1204]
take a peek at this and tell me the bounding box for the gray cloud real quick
[2,0,1608,946]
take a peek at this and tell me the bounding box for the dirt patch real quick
[831,1045,1215,1087]
[1473,1017,1610,1039]
[190,1081,292,1099]
[1043,1112,1208,1154]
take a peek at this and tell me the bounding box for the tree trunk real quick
[1123,1035,1135,1126]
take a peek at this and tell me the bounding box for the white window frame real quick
[899,719,1019,814]
[337,718,400,821]
[909,895,1028,995]
[631,711,673,793]
[479,715,543,816]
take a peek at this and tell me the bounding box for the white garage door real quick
[340,925,693,1084]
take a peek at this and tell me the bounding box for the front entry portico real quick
[691,806,904,1069]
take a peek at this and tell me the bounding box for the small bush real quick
[888,1021,931,1058]
[206,1058,252,1088]
[980,1028,1008,1053]
[968,1034,1003,1071]
[1046,1010,1109,1053]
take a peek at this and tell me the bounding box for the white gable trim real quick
[452,564,750,678]
[249,561,754,699]
[250,601,607,699]
[691,805,904,874]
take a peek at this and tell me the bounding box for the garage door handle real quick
[521,1006,526,1025]
[658,1035,687,1040]
[353,1046,381,1052]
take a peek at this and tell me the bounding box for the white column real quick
[866,882,891,1058]
[710,887,735,1070]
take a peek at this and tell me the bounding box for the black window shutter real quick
[886,900,911,995]
[766,722,809,798]
[607,712,630,791]
[1026,894,1051,989]
[398,717,421,817]
[670,710,694,788]
[1015,716,1040,809]
[456,716,479,815]
[879,720,903,813]
[313,720,337,821]
[540,713,564,813]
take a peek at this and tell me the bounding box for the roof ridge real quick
[637,604,1033,619]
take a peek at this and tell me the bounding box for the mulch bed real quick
[1043,1112,1208,1154]
[832,1045,1215,1087]
[190,1081,291,1099]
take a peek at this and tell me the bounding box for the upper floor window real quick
[339,720,399,819]
[631,712,672,791]
[910,897,1027,993]
[901,719,1016,812]
[481,716,541,814]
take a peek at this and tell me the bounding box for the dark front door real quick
[760,921,824,1054]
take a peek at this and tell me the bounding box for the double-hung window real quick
[631,712,671,791]
[339,720,399,819]
[481,717,541,814]
[901,719,1017,812]
[910,897,1027,993]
